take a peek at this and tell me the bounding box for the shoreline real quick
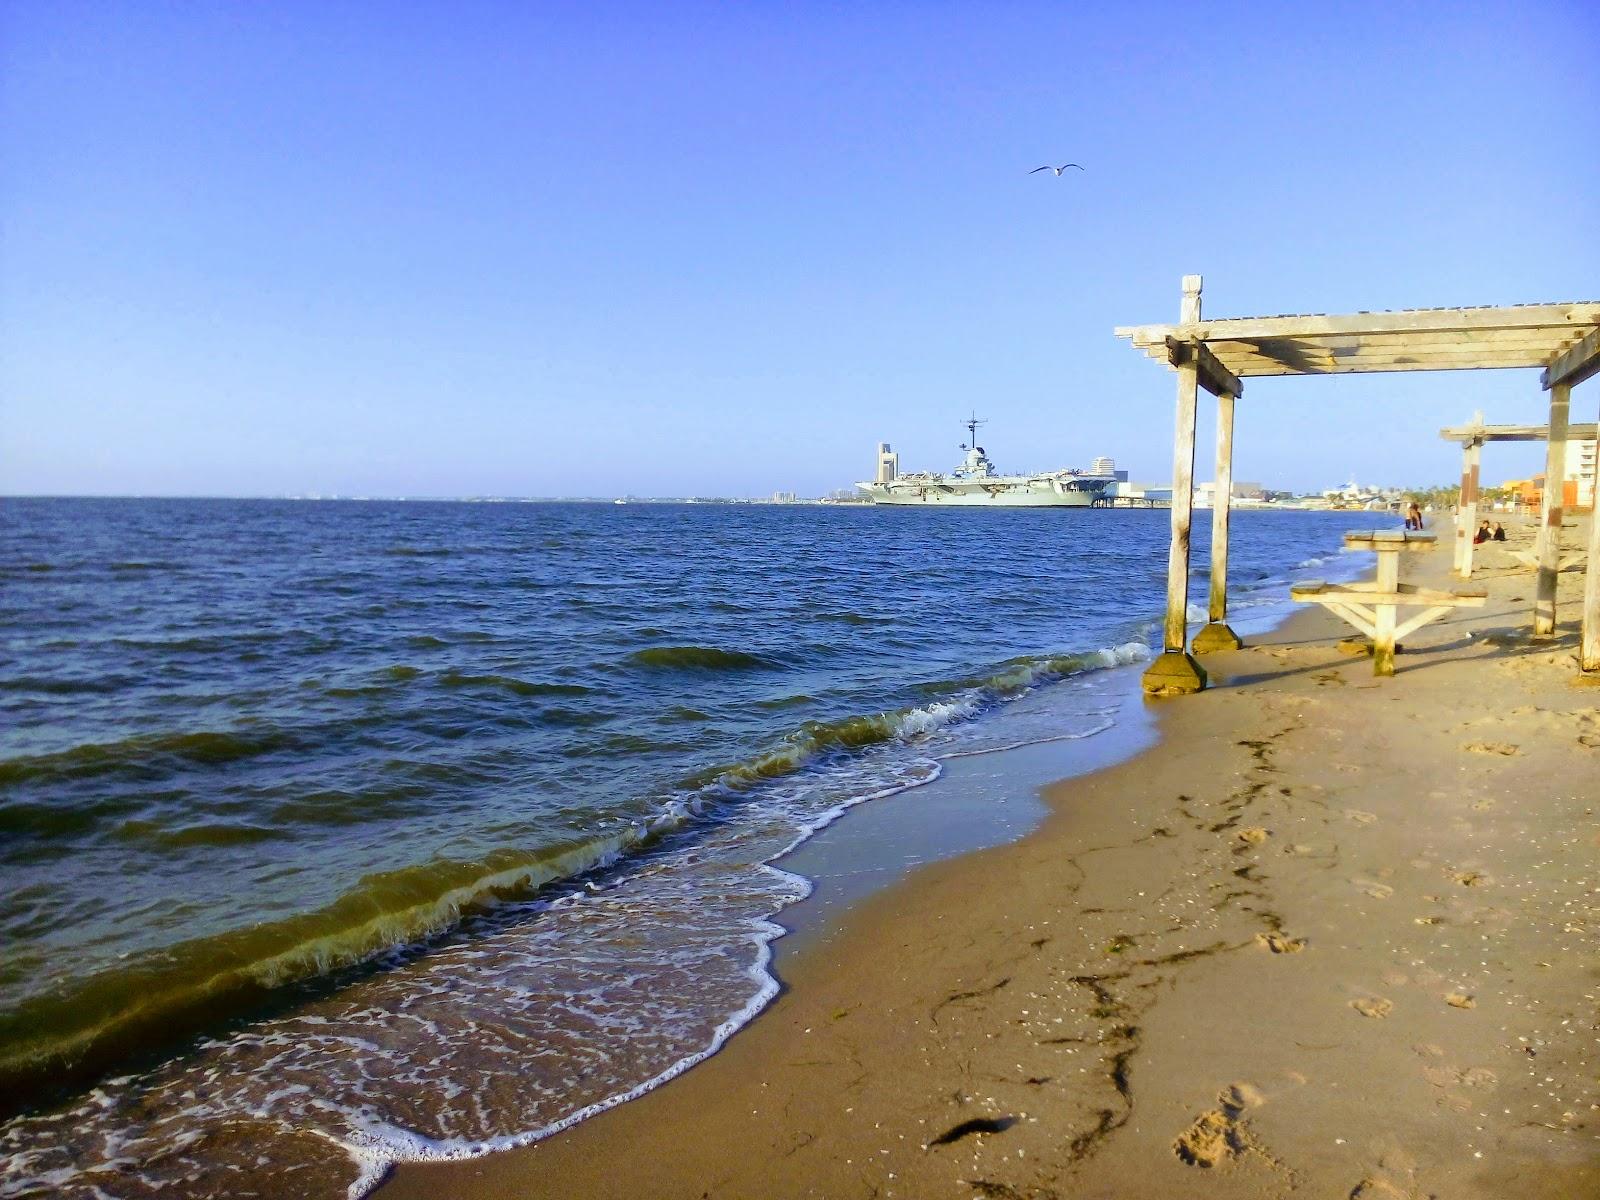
[378,522,1600,1199]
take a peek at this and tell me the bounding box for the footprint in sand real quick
[1449,870,1488,887]
[1352,996,1394,1019]
[1354,879,1394,900]
[1255,932,1307,954]
[1350,1179,1409,1200]
[1173,1083,1266,1168]
[1344,809,1378,825]
[1463,741,1521,756]
[1284,843,1317,856]
[1445,992,1476,1009]
[1422,1064,1495,1090]
[1472,798,1496,810]
[1236,827,1270,846]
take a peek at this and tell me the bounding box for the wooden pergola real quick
[1116,277,1600,694]
[1438,416,1597,578]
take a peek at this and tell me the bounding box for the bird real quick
[1029,163,1085,175]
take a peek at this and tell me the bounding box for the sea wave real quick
[436,671,588,698]
[0,836,642,1111]
[0,728,300,789]
[627,646,775,671]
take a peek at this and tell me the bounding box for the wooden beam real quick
[1114,301,1600,345]
[1440,423,1599,443]
[1534,381,1571,638]
[1164,336,1244,399]
[1131,328,1600,354]
[1137,343,1573,377]
[1543,328,1600,390]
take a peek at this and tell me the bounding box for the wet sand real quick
[378,521,1600,1200]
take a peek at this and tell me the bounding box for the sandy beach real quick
[379,520,1599,1200]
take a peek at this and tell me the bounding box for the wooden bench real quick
[1290,531,1486,675]
[1507,547,1584,573]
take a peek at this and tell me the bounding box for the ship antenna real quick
[962,412,988,450]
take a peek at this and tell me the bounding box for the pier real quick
[1117,277,1600,694]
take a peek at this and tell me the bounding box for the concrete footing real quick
[1141,649,1208,696]
[1191,622,1243,654]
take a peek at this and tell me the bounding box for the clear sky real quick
[3,1,1597,498]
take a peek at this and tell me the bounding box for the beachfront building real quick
[1117,277,1600,692]
[1439,418,1600,577]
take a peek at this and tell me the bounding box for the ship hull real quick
[857,479,1106,507]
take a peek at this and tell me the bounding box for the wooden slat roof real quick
[1116,301,1600,378]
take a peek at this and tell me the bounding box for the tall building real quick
[1566,438,1597,509]
[875,442,899,484]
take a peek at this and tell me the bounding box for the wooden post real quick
[1142,275,1208,695]
[1457,438,1481,578]
[1372,548,1401,677]
[1193,390,1242,653]
[1534,382,1571,637]
[1584,394,1600,671]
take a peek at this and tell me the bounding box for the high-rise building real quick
[1565,438,1597,509]
[875,442,899,484]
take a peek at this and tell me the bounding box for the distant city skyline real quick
[3,2,1597,498]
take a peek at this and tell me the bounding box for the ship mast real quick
[961,412,988,450]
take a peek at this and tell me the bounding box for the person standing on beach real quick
[1405,501,1424,530]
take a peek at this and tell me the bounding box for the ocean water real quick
[0,498,1368,1197]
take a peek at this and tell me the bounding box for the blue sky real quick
[3,1,1597,497]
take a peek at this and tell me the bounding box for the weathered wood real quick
[1163,337,1244,400]
[1143,277,1208,696]
[1294,532,1479,677]
[1114,302,1600,345]
[1370,549,1400,675]
[1209,392,1235,623]
[1440,422,1598,443]
[1534,381,1571,637]
[1543,328,1600,391]
[1392,605,1456,642]
[1456,439,1481,578]
[1508,548,1585,572]
[1186,348,1569,377]
[1162,365,1200,646]
[1291,585,1485,608]
[1585,431,1600,669]
[1342,530,1436,549]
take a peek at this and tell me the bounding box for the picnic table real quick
[1290,530,1486,676]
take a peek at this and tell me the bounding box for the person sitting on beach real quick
[1474,520,1492,544]
[1493,522,1507,541]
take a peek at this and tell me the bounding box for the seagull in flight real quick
[1029,163,1085,175]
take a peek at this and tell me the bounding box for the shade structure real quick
[1117,277,1600,695]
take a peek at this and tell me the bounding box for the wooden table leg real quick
[1372,550,1400,676]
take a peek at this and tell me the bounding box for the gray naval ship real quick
[857,417,1116,507]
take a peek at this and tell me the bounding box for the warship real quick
[857,417,1115,507]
